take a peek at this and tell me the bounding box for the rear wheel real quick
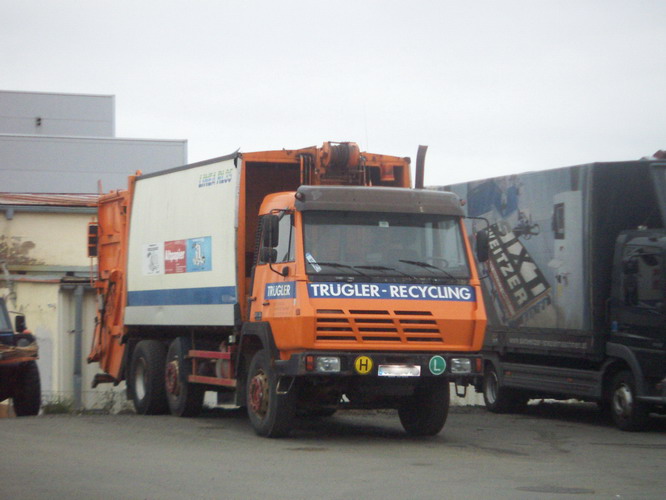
[130,340,168,415]
[398,380,450,436]
[483,363,527,413]
[165,338,205,417]
[246,349,295,438]
[610,370,648,431]
[12,361,41,416]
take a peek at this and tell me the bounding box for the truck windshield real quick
[302,211,470,280]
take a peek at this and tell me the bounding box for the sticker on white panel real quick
[143,243,164,275]
[187,236,212,272]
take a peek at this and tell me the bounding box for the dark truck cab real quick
[444,158,666,430]
[0,297,41,416]
[608,228,666,410]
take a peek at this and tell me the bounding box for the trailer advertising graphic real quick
[445,168,586,330]
[143,236,212,275]
[486,222,550,324]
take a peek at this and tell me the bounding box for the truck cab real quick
[244,185,487,435]
[0,298,41,416]
[608,229,666,426]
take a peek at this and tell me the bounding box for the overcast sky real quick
[2,1,665,186]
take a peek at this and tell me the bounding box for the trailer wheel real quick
[12,361,41,416]
[130,340,169,415]
[610,370,648,431]
[398,380,450,436]
[246,349,294,438]
[165,338,205,418]
[483,363,527,413]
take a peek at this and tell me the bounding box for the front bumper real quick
[275,351,482,382]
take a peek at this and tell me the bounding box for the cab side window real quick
[621,245,664,312]
[275,213,295,263]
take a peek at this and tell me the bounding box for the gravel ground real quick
[2,402,666,499]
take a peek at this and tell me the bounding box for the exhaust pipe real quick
[415,145,427,189]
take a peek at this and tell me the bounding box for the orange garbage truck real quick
[87,142,488,437]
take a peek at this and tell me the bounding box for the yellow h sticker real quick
[354,356,373,375]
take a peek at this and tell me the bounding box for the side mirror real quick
[260,247,277,264]
[476,229,490,263]
[87,223,99,257]
[15,314,27,334]
[262,215,280,248]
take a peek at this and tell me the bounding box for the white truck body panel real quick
[125,156,240,326]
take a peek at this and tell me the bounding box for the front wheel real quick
[129,340,169,415]
[483,363,527,413]
[398,380,450,436]
[610,370,648,431]
[12,361,41,416]
[165,338,205,417]
[246,349,295,438]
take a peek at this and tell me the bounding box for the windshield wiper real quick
[398,260,458,280]
[355,265,417,279]
[313,262,370,277]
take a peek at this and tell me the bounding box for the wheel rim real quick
[485,371,498,405]
[135,359,147,401]
[165,359,180,397]
[249,369,269,417]
[613,382,633,419]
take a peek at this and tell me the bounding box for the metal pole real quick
[73,285,84,410]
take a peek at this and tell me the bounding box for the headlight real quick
[315,356,341,373]
[450,358,472,374]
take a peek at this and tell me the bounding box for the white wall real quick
[0,210,91,266]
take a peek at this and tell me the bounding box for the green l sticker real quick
[429,356,446,375]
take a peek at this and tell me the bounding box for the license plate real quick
[377,365,421,377]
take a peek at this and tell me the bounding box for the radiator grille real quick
[315,309,444,344]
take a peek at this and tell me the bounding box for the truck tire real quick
[165,337,205,417]
[246,349,295,438]
[610,370,648,431]
[12,361,41,416]
[129,340,169,415]
[483,363,527,413]
[398,380,450,436]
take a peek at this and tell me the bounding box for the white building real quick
[0,90,187,410]
[0,90,187,193]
